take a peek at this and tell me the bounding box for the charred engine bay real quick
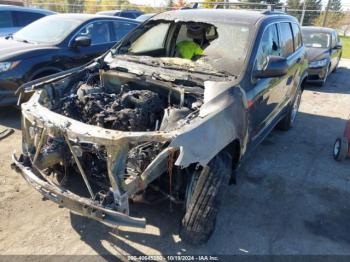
[53,70,203,132]
[37,69,204,195]
[59,87,165,132]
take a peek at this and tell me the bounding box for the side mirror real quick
[253,56,288,78]
[335,43,342,49]
[4,33,13,40]
[70,36,91,48]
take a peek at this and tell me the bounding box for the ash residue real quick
[59,86,165,131]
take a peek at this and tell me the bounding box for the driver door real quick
[249,23,285,141]
[66,20,115,68]
[330,31,341,71]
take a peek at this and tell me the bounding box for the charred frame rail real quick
[64,133,95,199]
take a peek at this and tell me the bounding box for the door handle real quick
[286,76,293,86]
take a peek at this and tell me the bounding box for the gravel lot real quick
[1,59,350,259]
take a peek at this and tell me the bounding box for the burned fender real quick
[170,81,248,167]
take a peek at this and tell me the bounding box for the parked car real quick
[97,9,144,19]
[0,14,139,106]
[12,9,308,245]
[136,13,156,22]
[0,4,55,37]
[302,26,342,85]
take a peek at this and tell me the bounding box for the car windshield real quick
[13,15,82,44]
[302,31,330,48]
[109,21,252,76]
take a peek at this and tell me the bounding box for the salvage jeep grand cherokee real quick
[12,9,308,244]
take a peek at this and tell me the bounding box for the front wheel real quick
[333,137,348,161]
[319,65,330,86]
[278,87,302,131]
[180,151,232,245]
[333,55,341,73]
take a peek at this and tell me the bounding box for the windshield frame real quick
[107,19,253,77]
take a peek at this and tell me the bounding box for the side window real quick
[76,21,112,45]
[13,11,44,27]
[255,24,280,71]
[331,32,337,48]
[291,23,302,50]
[112,21,138,41]
[279,22,294,57]
[0,11,13,28]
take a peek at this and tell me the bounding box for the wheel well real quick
[223,139,241,170]
[30,68,62,81]
[300,77,307,91]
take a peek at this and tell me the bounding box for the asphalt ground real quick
[1,59,350,260]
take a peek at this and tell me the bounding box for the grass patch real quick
[340,36,350,59]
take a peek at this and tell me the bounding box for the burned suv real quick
[12,9,308,244]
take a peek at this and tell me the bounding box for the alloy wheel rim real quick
[323,66,329,84]
[334,140,340,156]
[291,89,301,124]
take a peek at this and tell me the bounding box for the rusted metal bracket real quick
[32,127,46,164]
[64,133,95,199]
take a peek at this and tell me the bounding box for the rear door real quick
[330,31,341,70]
[282,22,304,104]
[67,20,116,67]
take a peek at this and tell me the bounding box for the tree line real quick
[31,0,161,14]
[202,0,345,28]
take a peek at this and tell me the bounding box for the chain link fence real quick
[24,1,350,35]
[27,1,171,14]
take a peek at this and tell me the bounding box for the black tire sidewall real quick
[180,151,232,244]
[333,137,348,161]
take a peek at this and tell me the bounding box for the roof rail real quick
[190,2,286,12]
[261,10,286,15]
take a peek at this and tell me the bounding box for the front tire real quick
[333,137,348,161]
[278,87,302,131]
[180,151,232,245]
[318,64,330,86]
[333,55,341,73]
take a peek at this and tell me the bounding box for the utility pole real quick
[322,0,332,27]
[300,1,306,26]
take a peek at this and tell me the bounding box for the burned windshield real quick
[111,21,252,76]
